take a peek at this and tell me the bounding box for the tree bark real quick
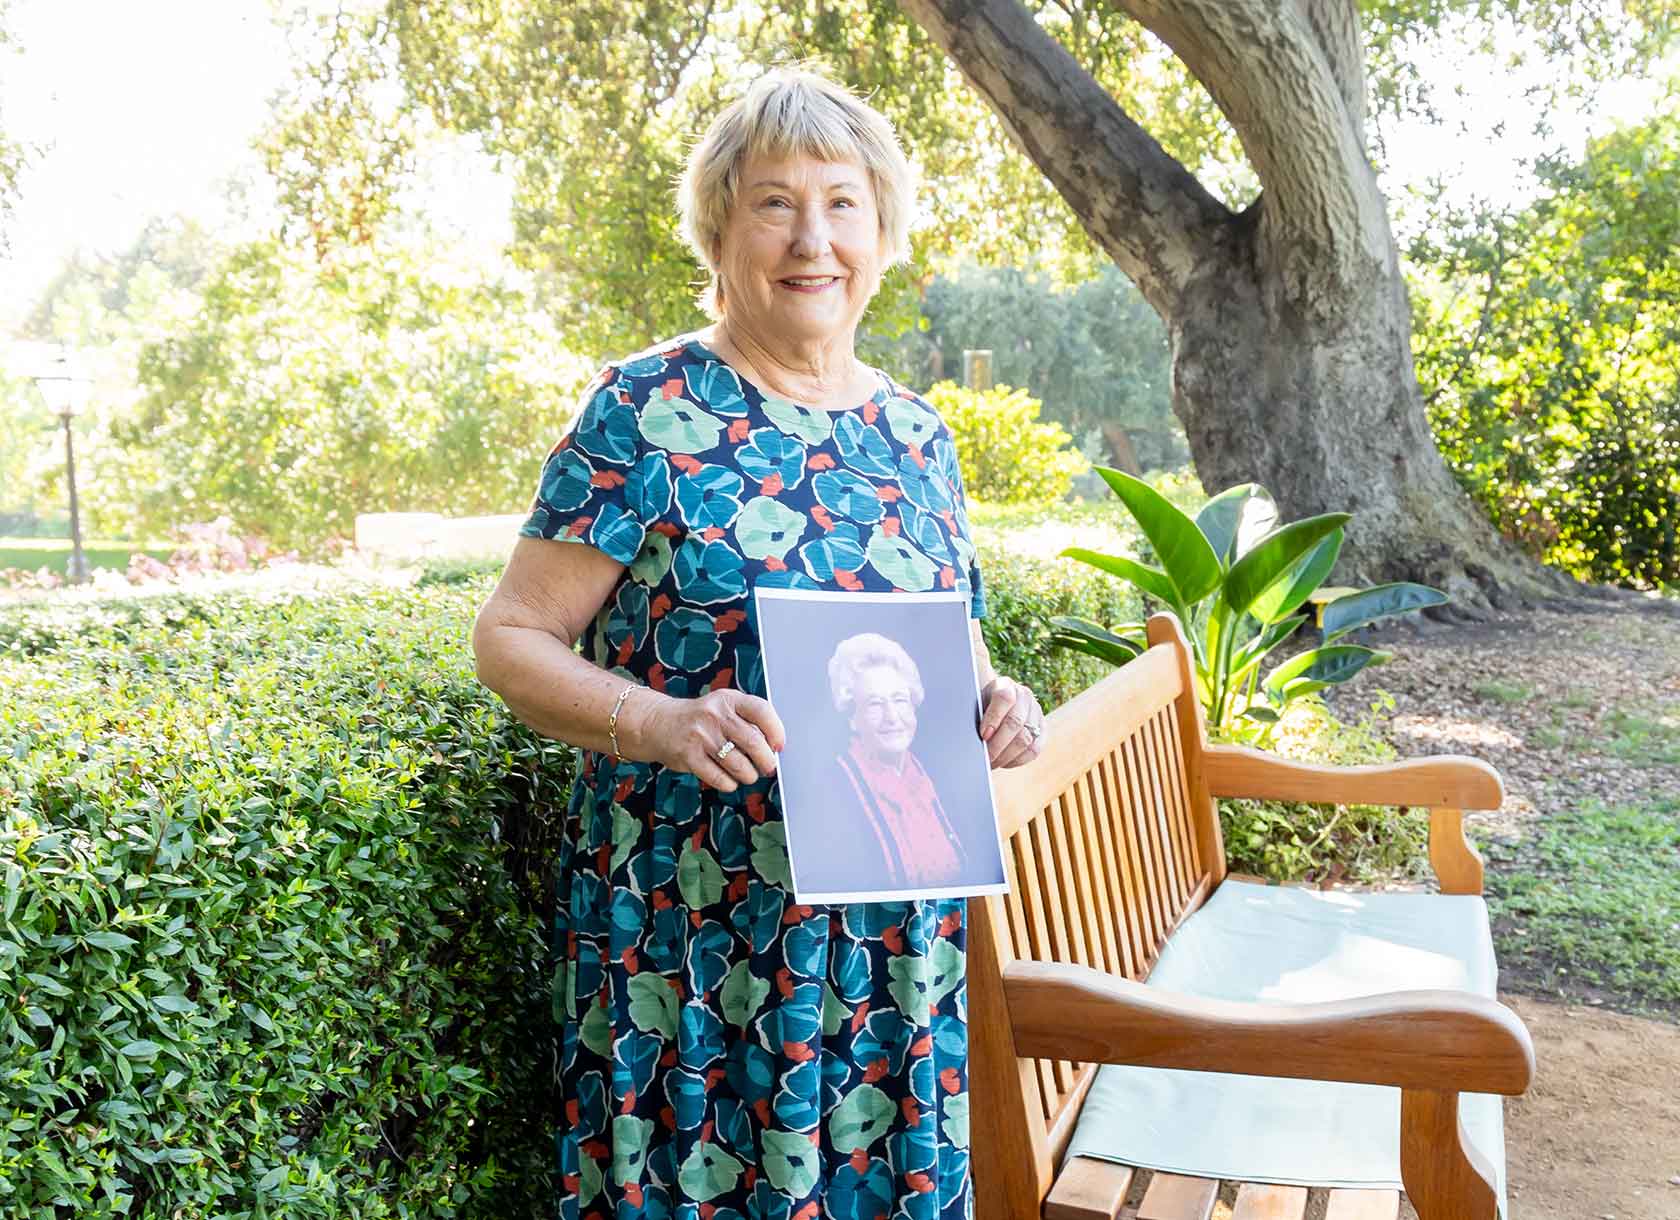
[897,0,1569,610]
[1100,422,1144,477]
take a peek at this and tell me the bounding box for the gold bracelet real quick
[608,683,636,758]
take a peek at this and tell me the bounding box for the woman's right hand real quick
[636,689,786,792]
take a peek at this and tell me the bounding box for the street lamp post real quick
[32,349,93,585]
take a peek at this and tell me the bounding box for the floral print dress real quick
[520,334,987,1220]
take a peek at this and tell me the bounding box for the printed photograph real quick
[755,588,1007,903]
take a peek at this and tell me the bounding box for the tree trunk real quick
[897,0,1571,611]
[1169,208,1558,608]
[1100,422,1144,477]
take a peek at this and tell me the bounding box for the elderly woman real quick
[473,66,1047,1219]
[817,632,968,893]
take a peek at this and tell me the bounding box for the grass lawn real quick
[1486,795,1680,1018]
[0,536,175,577]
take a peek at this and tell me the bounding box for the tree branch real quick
[1113,0,1390,299]
[896,0,1232,315]
[1303,0,1366,143]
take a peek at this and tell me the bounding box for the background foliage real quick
[0,0,29,251]
[1411,105,1680,588]
[864,263,1183,475]
[113,238,582,550]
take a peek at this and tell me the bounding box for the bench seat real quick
[1065,881,1506,1212]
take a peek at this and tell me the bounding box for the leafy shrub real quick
[923,381,1088,504]
[975,542,1143,711]
[0,587,570,1218]
[1219,693,1427,883]
[1053,473,1445,741]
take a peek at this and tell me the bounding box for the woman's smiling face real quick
[850,663,918,764]
[715,153,886,348]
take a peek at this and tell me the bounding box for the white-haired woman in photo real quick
[823,632,968,890]
[472,65,1047,1218]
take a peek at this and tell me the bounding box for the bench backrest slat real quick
[971,621,1224,1219]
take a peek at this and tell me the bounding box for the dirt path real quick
[1503,994,1680,1220]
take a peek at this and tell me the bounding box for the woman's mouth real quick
[779,276,840,293]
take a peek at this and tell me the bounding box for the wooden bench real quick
[968,613,1534,1220]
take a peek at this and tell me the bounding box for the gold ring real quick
[715,740,737,761]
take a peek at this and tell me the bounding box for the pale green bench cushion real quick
[1065,880,1507,1213]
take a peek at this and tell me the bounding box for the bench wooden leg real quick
[1400,1089,1499,1220]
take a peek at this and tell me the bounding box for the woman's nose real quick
[789,205,832,259]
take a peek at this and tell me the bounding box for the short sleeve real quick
[519,366,649,565]
[945,427,988,621]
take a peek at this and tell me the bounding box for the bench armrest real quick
[1003,959,1534,1095]
[1202,744,1503,810]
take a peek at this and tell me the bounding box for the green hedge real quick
[1,589,572,1219]
[0,548,1134,1218]
[974,543,1142,712]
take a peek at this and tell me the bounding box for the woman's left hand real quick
[979,676,1046,769]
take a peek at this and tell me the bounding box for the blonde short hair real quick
[828,632,925,717]
[677,66,916,318]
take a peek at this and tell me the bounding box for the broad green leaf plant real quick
[1051,470,1448,741]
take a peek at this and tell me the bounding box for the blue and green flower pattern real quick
[521,334,986,1220]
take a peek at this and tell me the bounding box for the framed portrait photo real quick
[754,588,1008,904]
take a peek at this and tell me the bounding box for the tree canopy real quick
[259,0,1264,359]
[260,0,1668,362]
